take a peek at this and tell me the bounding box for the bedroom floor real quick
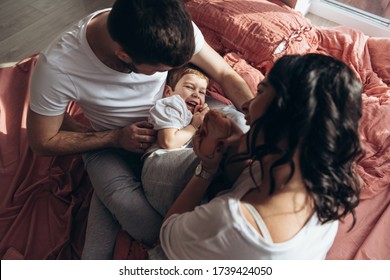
[0,0,114,64]
[0,0,337,64]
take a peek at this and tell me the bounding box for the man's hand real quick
[116,120,157,153]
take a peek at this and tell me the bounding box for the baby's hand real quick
[194,103,209,113]
[191,103,209,129]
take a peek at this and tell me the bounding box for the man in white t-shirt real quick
[27,0,253,259]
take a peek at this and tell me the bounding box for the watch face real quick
[195,163,202,176]
[195,163,213,180]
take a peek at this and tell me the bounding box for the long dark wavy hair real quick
[231,53,363,226]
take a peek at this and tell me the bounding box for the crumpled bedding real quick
[1,0,389,260]
[0,55,92,259]
[316,27,390,259]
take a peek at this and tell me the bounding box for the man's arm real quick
[60,112,93,133]
[190,42,253,111]
[27,109,156,156]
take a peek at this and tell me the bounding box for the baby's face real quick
[174,74,207,113]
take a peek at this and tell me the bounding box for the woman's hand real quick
[192,133,223,174]
[222,120,245,148]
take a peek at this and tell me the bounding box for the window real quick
[308,0,390,37]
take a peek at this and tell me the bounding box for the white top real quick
[143,95,193,157]
[30,9,205,131]
[148,95,193,131]
[241,202,274,243]
[160,163,339,260]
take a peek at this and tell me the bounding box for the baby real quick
[142,64,210,215]
[148,64,210,150]
[142,65,236,215]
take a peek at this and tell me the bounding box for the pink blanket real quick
[0,55,92,259]
[1,0,389,260]
[315,26,390,259]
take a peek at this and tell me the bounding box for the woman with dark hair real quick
[159,53,363,259]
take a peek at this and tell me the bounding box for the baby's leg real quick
[142,148,199,216]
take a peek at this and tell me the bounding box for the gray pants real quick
[81,149,157,259]
[142,148,199,216]
[81,97,248,259]
[82,148,198,260]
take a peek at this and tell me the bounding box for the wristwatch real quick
[195,163,214,181]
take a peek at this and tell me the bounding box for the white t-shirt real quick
[30,9,205,131]
[143,95,193,158]
[160,163,339,260]
[148,95,192,130]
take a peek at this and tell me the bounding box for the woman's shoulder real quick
[163,193,338,259]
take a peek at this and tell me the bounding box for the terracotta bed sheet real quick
[0,55,92,259]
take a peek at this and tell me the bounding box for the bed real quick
[0,0,389,260]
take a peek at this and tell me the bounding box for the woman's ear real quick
[163,85,173,97]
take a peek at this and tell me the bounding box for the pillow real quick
[186,0,318,73]
[208,52,265,104]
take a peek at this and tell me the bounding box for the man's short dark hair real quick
[107,0,195,67]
